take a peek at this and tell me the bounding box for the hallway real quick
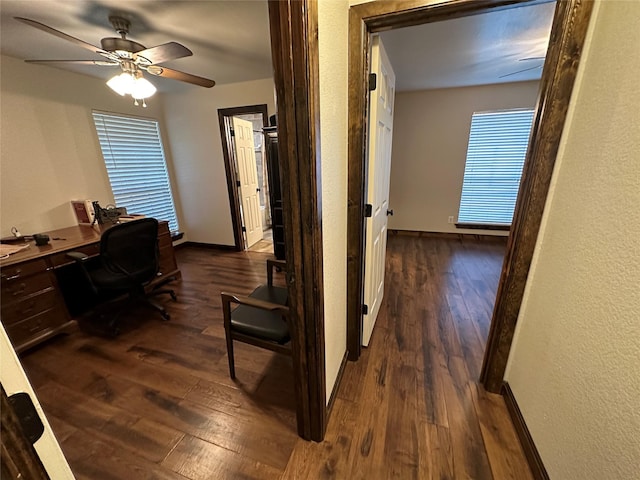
[282,233,532,479]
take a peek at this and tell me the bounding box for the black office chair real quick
[68,218,177,335]
[221,259,290,379]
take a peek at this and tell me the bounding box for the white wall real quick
[388,81,540,235]
[318,0,349,401]
[505,1,640,479]
[161,78,275,245]
[0,55,172,237]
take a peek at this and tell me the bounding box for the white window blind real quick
[458,109,535,225]
[92,111,179,232]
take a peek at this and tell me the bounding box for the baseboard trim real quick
[178,241,238,251]
[326,350,349,415]
[389,229,507,243]
[502,382,550,480]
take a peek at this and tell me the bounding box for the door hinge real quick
[230,128,235,137]
[364,204,373,218]
[369,73,377,91]
[242,226,246,232]
[236,180,241,187]
[362,304,369,315]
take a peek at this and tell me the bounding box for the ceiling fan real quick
[15,15,215,105]
[499,56,546,79]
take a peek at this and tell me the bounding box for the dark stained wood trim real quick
[502,382,550,480]
[390,229,508,243]
[217,104,270,252]
[347,0,594,388]
[481,0,595,392]
[1,384,50,480]
[177,241,237,251]
[268,0,326,441]
[326,350,349,415]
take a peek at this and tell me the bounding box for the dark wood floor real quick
[20,234,532,479]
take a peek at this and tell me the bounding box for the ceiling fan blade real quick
[499,64,543,79]
[146,65,215,88]
[134,42,193,65]
[25,59,119,66]
[15,17,107,56]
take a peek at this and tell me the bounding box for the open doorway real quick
[218,104,272,252]
[360,4,552,349]
[344,0,594,395]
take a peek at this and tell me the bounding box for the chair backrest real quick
[99,218,159,283]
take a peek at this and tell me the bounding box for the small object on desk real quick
[1,226,27,244]
[52,237,66,241]
[33,233,50,246]
[0,243,30,258]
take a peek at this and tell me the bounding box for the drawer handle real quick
[10,283,27,296]
[28,322,44,333]
[21,303,37,315]
[4,273,22,281]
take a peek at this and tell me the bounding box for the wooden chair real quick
[221,259,289,379]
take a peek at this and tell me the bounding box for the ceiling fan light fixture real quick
[131,76,157,100]
[106,72,135,96]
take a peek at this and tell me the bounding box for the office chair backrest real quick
[100,218,159,282]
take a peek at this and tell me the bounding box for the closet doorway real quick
[218,104,273,251]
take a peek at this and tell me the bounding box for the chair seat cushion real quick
[90,267,137,290]
[249,285,288,305]
[231,305,290,344]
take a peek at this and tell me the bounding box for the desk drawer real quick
[158,232,173,249]
[49,243,100,268]
[1,272,54,300]
[0,258,48,281]
[4,307,69,347]
[1,288,59,325]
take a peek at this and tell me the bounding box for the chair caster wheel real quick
[161,312,170,321]
[170,291,177,301]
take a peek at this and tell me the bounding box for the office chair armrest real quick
[266,259,287,286]
[67,251,90,262]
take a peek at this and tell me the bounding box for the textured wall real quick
[505,1,640,478]
[0,55,167,236]
[318,0,349,401]
[389,81,540,235]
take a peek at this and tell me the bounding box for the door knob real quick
[386,209,394,216]
[256,188,261,192]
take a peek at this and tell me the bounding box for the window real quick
[457,109,535,226]
[92,111,179,232]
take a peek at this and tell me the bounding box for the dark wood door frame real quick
[346,0,594,394]
[218,104,270,251]
[268,0,326,440]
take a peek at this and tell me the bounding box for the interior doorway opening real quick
[346,0,594,396]
[218,104,271,252]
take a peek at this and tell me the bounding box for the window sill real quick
[171,231,185,242]
[455,223,510,232]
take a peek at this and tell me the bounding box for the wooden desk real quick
[0,221,180,353]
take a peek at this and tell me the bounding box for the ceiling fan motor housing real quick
[100,37,146,54]
[102,16,145,55]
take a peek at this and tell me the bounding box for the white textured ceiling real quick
[379,1,556,91]
[0,1,555,94]
[0,0,272,93]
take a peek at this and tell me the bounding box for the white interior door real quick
[362,35,396,346]
[233,116,263,248]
